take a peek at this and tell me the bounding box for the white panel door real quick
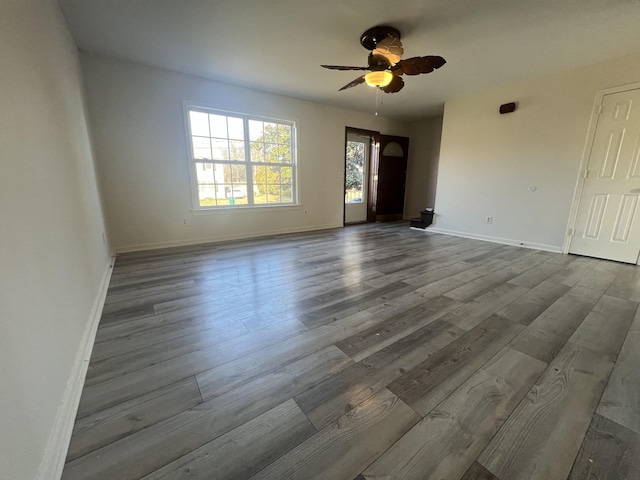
[570,88,640,263]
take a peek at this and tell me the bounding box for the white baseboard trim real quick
[421,227,563,254]
[114,223,343,254]
[36,256,115,480]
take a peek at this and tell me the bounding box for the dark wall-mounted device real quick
[499,102,517,114]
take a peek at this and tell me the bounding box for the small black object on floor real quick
[410,210,434,229]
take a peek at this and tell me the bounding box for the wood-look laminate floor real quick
[62,222,640,480]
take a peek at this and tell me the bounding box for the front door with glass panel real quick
[344,133,370,223]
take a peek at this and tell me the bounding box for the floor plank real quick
[195,310,381,399]
[249,389,420,480]
[101,283,208,319]
[334,295,460,362]
[573,259,622,295]
[89,316,248,362]
[568,413,640,480]
[94,297,231,342]
[66,377,201,462]
[444,269,518,302]
[441,283,528,331]
[568,294,637,357]
[77,318,310,417]
[298,280,417,329]
[360,348,545,480]
[388,314,525,415]
[403,259,483,287]
[507,255,576,288]
[606,263,640,302]
[597,307,640,434]
[294,319,464,430]
[141,399,316,480]
[460,462,501,480]
[103,279,197,306]
[548,256,599,286]
[477,342,614,480]
[496,279,570,326]
[63,346,352,480]
[508,292,596,364]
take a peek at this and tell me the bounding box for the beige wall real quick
[0,1,111,478]
[433,52,640,251]
[81,54,410,251]
[404,116,443,218]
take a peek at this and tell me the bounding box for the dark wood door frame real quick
[344,127,380,225]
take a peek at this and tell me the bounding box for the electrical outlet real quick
[304,210,308,215]
[485,216,493,224]
[182,218,188,225]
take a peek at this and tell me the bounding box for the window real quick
[186,106,297,208]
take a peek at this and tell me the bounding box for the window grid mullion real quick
[243,116,255,205]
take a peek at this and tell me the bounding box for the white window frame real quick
[183,103,298,211]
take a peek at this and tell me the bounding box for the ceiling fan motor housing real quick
[360,26,401,50]
[368,53,391,71]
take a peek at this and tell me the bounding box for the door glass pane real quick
[382,141,404,156]
[345,141,365,204]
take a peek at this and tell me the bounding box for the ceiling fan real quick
[321,26,445,93]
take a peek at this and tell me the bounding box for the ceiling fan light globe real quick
[365,71,393,87]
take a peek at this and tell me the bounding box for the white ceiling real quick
[58,0,640,121]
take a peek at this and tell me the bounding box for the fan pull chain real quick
[375,87,380,116]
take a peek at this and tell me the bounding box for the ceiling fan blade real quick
[321,64,369,71]
[381,75,404,93]
[338,75,366,91]
[392,56,446,76]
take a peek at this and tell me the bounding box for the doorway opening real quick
[344,127,379,225]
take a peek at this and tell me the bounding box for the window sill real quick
[191,204,303,216]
